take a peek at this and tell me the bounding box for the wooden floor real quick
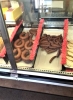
[0,87,72,100]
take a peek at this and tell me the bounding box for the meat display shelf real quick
[34,29,63,71]
[0,20,23,57]
[1,1,73,97]
[0,19,44,69]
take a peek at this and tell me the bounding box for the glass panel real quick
[1,0,73,78]
[0,0,38,70]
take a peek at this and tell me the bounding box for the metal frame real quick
[0,68,73,81]
[0,4,17,70]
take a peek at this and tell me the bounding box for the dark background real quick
[0,87,72,100]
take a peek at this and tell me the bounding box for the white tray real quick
[34,29,63,71]
[0,28,36,69]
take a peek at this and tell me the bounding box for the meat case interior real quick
[0,0,73,87]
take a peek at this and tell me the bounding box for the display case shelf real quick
[1,0,73,92]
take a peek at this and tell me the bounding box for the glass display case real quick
[0,0,73,88]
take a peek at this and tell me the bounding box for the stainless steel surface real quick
[17,70,73,81]
[44,21,64,27]
[44,21,73,27]
[41,13,72,18]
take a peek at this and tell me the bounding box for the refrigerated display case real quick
[0,0,73,97]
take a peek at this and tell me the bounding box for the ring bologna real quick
[14,39,25,49]
[21,50,32,63]
[15,58,21,63]
[13,48,21,60]
[20,47,25,51]
[30,31,37,36]
[25,40,33,50]
[28,33,33,40]
[21,50,30,60]
[39,34,63,54]
[46,49,58,54]
[19,32,29,40]
[29,28,37,33]
[29,29,37,36]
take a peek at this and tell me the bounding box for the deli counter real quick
[0,0,73,97]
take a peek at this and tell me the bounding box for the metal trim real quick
[17,70,73,81]
[0,68,73,81]
[0,75,73,88]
